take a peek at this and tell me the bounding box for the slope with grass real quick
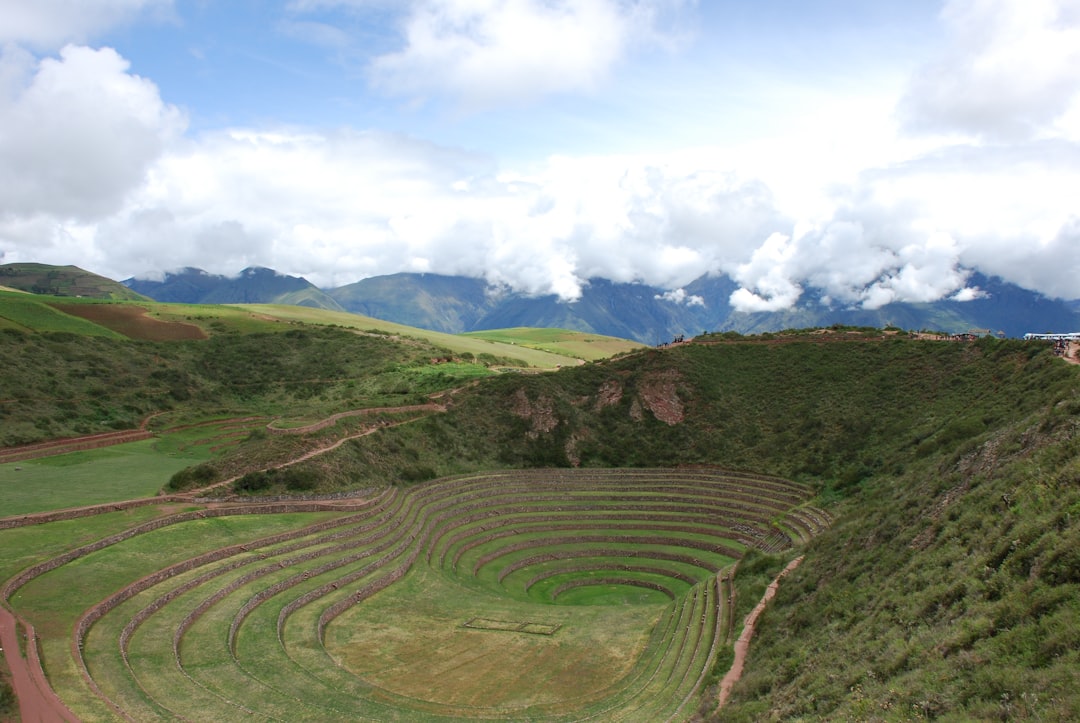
[2,327,1079,720]
[462,326,644,361]
[0,263,149,301]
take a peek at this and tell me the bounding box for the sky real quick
[1,0,1079,311]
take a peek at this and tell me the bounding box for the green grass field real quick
[232,304,596,368]
[462,327,644,361]
[4,322,1080,721]
[0,439,206,516]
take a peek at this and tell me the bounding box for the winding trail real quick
[715,555,805,712]
[0,605,78,722]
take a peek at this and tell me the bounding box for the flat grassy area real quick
[0,506,183,583]
[0,439,208,516]
[462,327,644,361]
[325,564,664,713]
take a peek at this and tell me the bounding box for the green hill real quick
[0,263,149,300]
[1,323,1077,719]
[281,336,1080,719]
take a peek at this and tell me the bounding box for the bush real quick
[0,679,14,718]
[166,463,218,491]
[234,471,272,493]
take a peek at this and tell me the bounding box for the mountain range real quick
[3,262,1075,343]
[120,266,1080,343]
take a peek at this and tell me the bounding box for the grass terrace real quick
[3,468,822,721]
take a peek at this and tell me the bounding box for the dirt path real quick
[1,606,78,722]
[715,555,805,712]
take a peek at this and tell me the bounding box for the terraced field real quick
[2,468,828,721]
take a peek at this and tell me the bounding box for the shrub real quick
[234,471,272,493]
[166,463,218,491]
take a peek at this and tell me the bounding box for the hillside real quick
[1,316,1078,719]
[276,334,1080,719]
[123,266,345,310]
[0,263,149,301]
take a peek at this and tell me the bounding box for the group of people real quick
[656,334,688,348]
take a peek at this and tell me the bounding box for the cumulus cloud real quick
[368,0,686,109]
[899,0,1080,141]
[0,44,185,221]
[0,0,174,50]
[655,288,704,306]
[2,0,1079,314]
[70,132,787,296]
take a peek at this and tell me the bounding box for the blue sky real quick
[1,0,1079,309]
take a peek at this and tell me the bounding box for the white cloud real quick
[0,45,185,220]
[655,288,704,306]
[899,0,1080,141]
[368,0,686,110]
[0,0,174,50]
[2,1,1079,313]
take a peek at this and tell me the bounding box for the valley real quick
[1,289,1079,720]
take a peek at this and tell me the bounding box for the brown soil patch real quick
[511,389,559,439]
[638,370,685,425]
[715,555,804,712]
[53,303,206,341]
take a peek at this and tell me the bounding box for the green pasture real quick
[0,439,208,516]
[147,301,295,335]
[0,506,175,583]
[324,564,665,714]
[462,327,644,361]
[231,303,587,368]
[9,511,344,721]
[84,517,380,722]
[0,468,799,721]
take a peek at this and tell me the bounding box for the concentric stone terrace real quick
[6,468,829,721]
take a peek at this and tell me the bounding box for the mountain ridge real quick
[121,265,1080,342]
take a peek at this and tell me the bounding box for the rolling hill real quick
[0,263,149,301]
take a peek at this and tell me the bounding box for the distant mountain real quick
[327,273,494,331]
[322,271,1080,342]
[123,267,344,311]
[21,261,1069,342]
[0,263,149,301]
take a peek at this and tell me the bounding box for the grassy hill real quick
[0,295,629,447]
[461,326,644,361]
[1,311,1078,719]
[0,263,149,300]
[264,335,1080,719]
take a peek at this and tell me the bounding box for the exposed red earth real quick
[0,605,78,722]
[715,555,806,712]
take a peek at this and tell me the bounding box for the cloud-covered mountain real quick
[123,267,344,311]
[124,266,1080,343]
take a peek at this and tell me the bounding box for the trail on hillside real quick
[715,556,805,712]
